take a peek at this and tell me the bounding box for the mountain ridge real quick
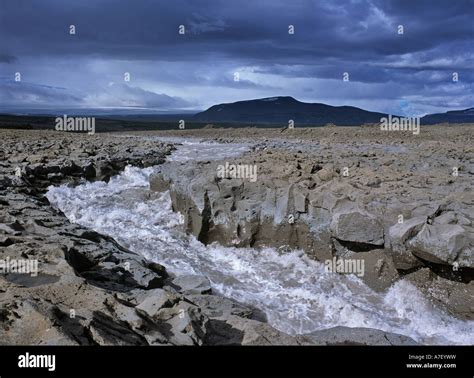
[193,96,391,126]
[194,96,473,126]
[420,107,474,124]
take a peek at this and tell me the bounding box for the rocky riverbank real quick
[1,129,422,345]
[148,125,474,320]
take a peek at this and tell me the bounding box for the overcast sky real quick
[0,0,472,115]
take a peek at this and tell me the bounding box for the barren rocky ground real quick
[147,125,474,318]
[1,125,473,345]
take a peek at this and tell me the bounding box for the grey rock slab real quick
[223,315,300,345]
[300,326,418,345]
[171,274,212,295]
[185,294,253,320]
[135,289,178,320]
[409,223,471,267]
[330,208,384,246]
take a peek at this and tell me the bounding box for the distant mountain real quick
[193,96,394,126]
[421,108,474,124]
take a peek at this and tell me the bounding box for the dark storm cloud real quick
[0,0,472,114]
[84,83,194,108]
[0,54,17,63]
[1,0,472,62]
[0,79,83,106]
[0,78,192,109]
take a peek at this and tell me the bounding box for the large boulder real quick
[330,208,384,246]
[388,216,426,270]
[171,275,212,295]
[135,289,179,320]
[408,223,471,267]
[149,302,209,346]
[223,315,300,345]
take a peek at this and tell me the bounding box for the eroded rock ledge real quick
[150,139,474,320]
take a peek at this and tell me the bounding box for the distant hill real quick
[193,96,394,126]
[421,108,474,124]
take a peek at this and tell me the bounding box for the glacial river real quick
[46,138,474,345]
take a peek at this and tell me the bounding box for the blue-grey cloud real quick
[0,0,472,115]
[0,79,83,106]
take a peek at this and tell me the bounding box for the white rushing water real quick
[46,139,474,345]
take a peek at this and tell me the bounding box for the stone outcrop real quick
[149,128,473,318]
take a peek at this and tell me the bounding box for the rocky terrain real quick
[1,129,423,345]
[148,125,474,320]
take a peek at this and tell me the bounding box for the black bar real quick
[0,346,472,377]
